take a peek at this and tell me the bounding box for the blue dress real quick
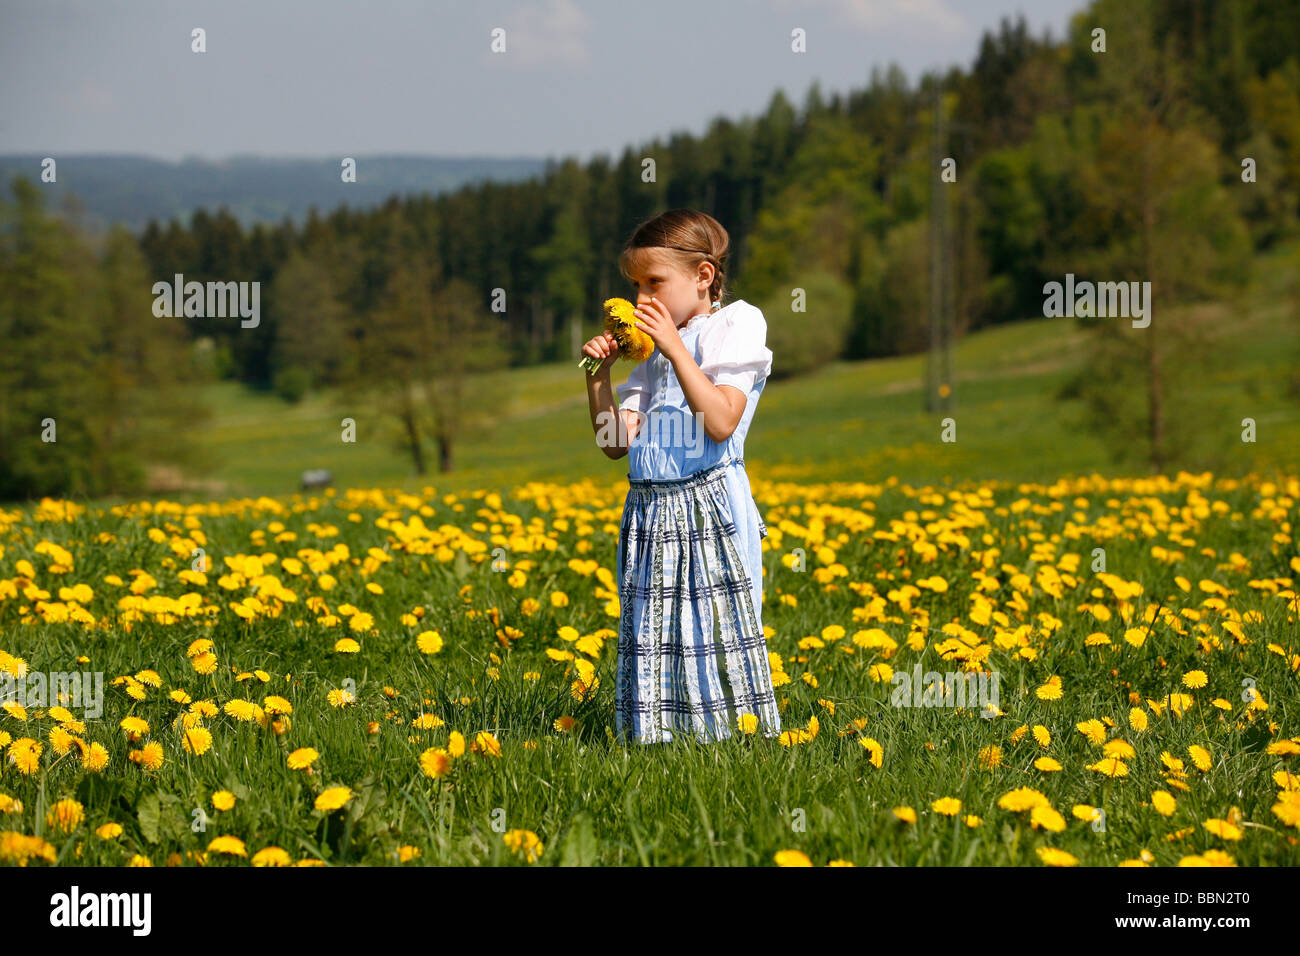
[612,299,783,745]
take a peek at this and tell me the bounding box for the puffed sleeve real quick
[615,357,651,415]
[699,302,773,392]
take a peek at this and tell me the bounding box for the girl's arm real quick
[581,330,642,458]
[585,370,640,459]
[672,359,746,444]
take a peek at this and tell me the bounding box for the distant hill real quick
[0,154,548,233]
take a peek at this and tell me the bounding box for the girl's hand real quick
[633,297,685,362]
[581,330,620,374]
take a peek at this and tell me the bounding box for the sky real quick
[1,0,1087,163]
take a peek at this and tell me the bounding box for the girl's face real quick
[627,250,714,329]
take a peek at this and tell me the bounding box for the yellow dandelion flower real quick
[212,791,236,811]
[1035,676,1063,700]
[774,849,813,867]
[1123,627,1149,648]
[207,835,247,856]
[252,846,292,866]
[600,297,655,364]
[81,741,109,772]
[419,748,453,779]
[502,828,544,863]
[1188,744,1212,771]
[1087,756,1129,777]
[1037,846,1078,866]
[1203,818,1243,841]
[314,787,353,812]
[129,741,165,771]
[554,715,578,733]
[223,699,262,722]
[120,716,150,740]
[1151,790,1177,816]
[181,726,213,755]
[45,798,85,832]
[287,747,319,770]
[472,731,502,757]
[1199,849,1237,866]
[1030,805,1067,832]
[931,797,962,816]
[1270,791,1300,828]
[1,703,28,721]
[1102,738,1136,759]
[998,787,1050,813]
[1076,718,1106,745]
[8,738,42,775]
[1182,670,1208,689]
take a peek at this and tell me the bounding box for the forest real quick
[2,0,1298,499]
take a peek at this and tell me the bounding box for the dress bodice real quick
[625,311,767,481]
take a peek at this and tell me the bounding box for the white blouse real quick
[615,299,773,414]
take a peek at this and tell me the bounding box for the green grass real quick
[1,466,1297,865]
[72,238,1296,510]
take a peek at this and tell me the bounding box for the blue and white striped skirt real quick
[614,456,783,745]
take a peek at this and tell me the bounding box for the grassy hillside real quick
[62,240,1300,512]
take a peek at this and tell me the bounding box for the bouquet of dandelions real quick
[578,297,656,375]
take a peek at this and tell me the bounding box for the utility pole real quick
[926,83,954,415]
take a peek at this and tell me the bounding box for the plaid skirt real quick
[614,455,782,745]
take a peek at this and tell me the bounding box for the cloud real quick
[775,0,967,36]
[498,0,592,69]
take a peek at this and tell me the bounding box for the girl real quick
[581,209,782,746]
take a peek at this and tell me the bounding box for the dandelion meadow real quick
[1,471,1297,867]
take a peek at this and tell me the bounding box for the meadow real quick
[1,468,1298,866]
[0,244,1298,867]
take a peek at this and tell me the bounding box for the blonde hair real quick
[618,209,730,309]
